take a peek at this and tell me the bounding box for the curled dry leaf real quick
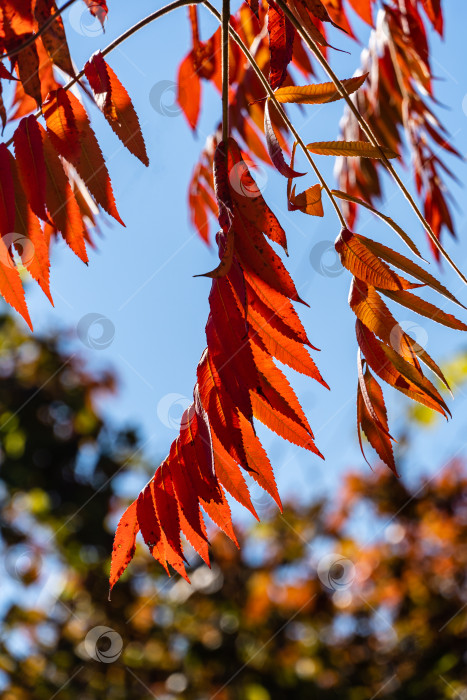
[264,100,305,178]
[287,142,323,215]
[357,353,397,475]
[307,140,399,158]
[274,73,367,104]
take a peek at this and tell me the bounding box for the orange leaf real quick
[40,124,88,263]
[335,228,418,291]
[177,51,201,131]
[357,361,397,475]
[9,152,52,303]
[83,0,108,27]
[307,140,398,158]
[84,52,149,166]
[356,319,449,417]
[382,289,467,331]
[362,236,464,308]
[62,92,124,226]
[34,0,75,77]
[170,440,210,561]
[43,89,81,163]
[109,500,139,595]
[275,74,367,104]
[264,100,305,178]
[238,410,282,511]
[289,182,323,216]
[212,430,259,520]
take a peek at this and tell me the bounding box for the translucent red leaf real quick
[238,411,282,511]
[0,144,15,235]
[34,0,75,77]
[84,52,149,166]
[39,124,88,263]
[43,89,81,163]
[212,430,259,520]
[9,153,52,303]
[267,0,295,90]
[60,92,124,226]
[109,500,140,595]
[13,116,48,222]
[264,100,305,178]
[177,51,201,131]
[83,0,108,27]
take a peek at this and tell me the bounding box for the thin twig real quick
[202,0,346,228]
[221,0,230,144]
[274,0,467,285]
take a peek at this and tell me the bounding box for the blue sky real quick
[5,0,467,513]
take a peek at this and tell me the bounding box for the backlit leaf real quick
[275,74,367,104]
[307,140,398,158]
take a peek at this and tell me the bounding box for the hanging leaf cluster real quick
[0,0,465,591]
[0,0,147,328]
[336,0,456,257]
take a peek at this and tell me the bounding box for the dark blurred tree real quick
[0,314,467,700]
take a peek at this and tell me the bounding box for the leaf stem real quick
[273,0,467,285]
[203,0,346,228]
[221,0,230,144]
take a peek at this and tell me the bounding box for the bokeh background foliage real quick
[0,315,467,699]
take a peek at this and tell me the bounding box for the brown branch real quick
[221,0,230,144]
